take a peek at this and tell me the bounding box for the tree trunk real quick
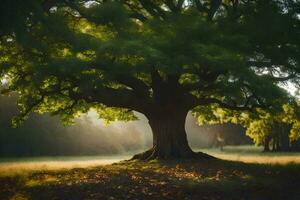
[263,136,270,152]
[280,123,291,151]
[132,108,213,160]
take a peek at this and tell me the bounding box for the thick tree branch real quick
[114,74,150,97]
[150,67,166,103]
[151,67,164,90]
[187,94,266,111]
[21,75,150,116]
[90,63,151,98]
[70,86,147,113]
[181,82,216,92]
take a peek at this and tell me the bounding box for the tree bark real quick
[263,136,270,152]
[132,108,213,160]
[280,123,291,151]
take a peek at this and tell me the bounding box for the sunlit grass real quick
[197,145,300,164]
[1,146,300,178]
[0,155,131,177]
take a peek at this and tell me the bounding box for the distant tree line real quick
[196,103,300,152]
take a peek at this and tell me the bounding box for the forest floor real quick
[1,158,300,200]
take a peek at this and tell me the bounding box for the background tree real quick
[196,103,300,152]
[246,104,300,152]
[0,0,299,159]
[290,120,300,151]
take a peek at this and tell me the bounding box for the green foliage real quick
[246,119,272,146]
[291,121,300,141]
[94,105,138,125]
[0,0,299,125]
[195,102,300,147]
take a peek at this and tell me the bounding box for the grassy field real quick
[0,155,131,176]
[200,145,300,164]
[1,146,300,200]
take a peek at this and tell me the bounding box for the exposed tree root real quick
[131,148,215,161]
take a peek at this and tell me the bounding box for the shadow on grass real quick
[1,159,300,200]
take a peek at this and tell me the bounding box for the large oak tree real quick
[0,0,299,159]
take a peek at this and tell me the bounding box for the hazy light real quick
[1,75,8,85]
[279,81,299,98]
[1,79,7,85]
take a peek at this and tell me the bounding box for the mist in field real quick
[0,94,250,157]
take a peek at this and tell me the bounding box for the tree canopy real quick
[1,0,300,159]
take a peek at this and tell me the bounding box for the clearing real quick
[1,146,300,200]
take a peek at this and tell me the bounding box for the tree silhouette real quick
[0,0,299,159]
